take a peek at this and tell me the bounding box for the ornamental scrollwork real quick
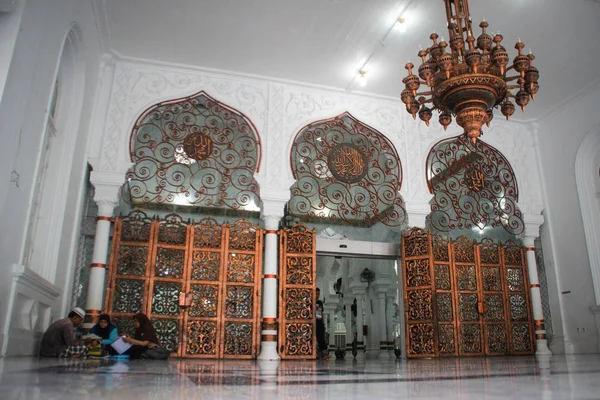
[228,220,258,251]
[406,259,432,288]
[426,134,524,235]
[193,218,223,249]
[403,228,430,257]
[503,240,524,266]
[407,323,435,355]
[284,225,314,254]
[186,321,217,356]
[285,256,313,285]
[285,288,313,320]
[120,210,152,242]
[157,213,188,245]
[289,112,406,227]
[124,91,261,212]
[284,323,313,356]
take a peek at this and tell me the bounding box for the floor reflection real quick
[0,355,598,399]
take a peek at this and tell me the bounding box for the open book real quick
[82,333,102,340]
[110,337,133,354]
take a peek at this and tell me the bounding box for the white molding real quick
[12,264,61,299]
[575,126,600,304]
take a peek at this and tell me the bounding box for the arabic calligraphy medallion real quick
[327,144,368,183]
[183,133,213,161]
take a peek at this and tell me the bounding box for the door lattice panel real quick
[105,211,262,358]
[278,225,317,359]
[401,228,534,358]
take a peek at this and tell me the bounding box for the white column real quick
[83,178,121,330]
[376,288,389,359]
[258,214,281,360]
[324,302,337,347]
[523,235,552,355]
[344,298,353,351]
[350,282,367,352]
[386,293,395,357]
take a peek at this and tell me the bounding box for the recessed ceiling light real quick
[358,71,367,87]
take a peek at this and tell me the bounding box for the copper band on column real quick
[262,317,277,322]
[263,274,278,279]
[264,230,278,235]
[534,320,545,331]
[530,283,540,288]
[83,309,102,324]
[525,247,536,252]
[535,333,547,340]
[89,263,107,269]
[96,216,113,222]
[261,334,277,342]
[262,321,278,331]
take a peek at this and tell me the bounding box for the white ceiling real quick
[99,0,600,119]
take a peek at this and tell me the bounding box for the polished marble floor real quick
[0,354,599,399]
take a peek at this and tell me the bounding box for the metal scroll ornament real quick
[125,91,261,211]
[426,134,524,235]
[289,113,406,227]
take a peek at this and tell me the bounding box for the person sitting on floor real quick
[89,313,118,346]
[122,313,159,359]
[39,307,96,358]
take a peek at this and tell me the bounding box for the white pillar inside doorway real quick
[83,175,122,329]
[350,282,367,353]
[386,292,396,357]
[343,297,353,351]
[324,302,337,348]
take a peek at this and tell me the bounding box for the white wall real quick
[0,0,101,354]
[91,58,545,222]
[537,82,600,354]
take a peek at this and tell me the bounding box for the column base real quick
[257,341,280,361]
[535,338,552,355]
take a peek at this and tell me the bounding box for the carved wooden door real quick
[453,236,484,355]
[106,212,262,358]
[278,225,317,359]
[146,214,190,356]
[402,229,534,358]
[181,218,226,358]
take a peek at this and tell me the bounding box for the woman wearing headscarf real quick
[123,313,159,359]
[89,314,118,345]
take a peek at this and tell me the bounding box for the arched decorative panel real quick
[426,134,524,236]
[124,91,262,211]
[289,112,406,227]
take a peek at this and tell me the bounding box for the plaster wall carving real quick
[95,59,544,225]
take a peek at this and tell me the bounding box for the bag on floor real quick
[140,347,170,360]
[87,343,106,357]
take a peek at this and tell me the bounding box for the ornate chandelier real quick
[401,0,539,142]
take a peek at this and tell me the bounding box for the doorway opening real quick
[315,238,403,359]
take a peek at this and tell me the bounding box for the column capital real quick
[260,188,289,224]
[522,213,545,243]
[89,170,127,216]
[349,281,368,296]
[405,201,431,229]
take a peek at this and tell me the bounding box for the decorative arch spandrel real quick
[426,134,524,237]
[288,112,406,227]
[124,91,262,211]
